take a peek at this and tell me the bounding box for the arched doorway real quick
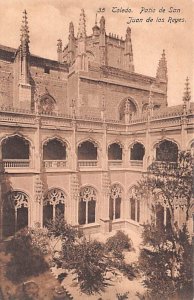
[3,191,29,237]
[43,189,66,226]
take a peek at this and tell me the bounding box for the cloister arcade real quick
[0,135,181,169]
[0,134,193,238]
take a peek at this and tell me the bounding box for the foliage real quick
[61,238,114,295]
[139,223,193,300]
[106,230,133,258]
[27,223,50,255]
[6,228,49,283]
[116,291,129,300]
[136,151,192,229]
[46,213,81,243]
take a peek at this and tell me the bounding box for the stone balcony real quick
[78,160,98,167]
[2,159,30,168]
[43,160,67,169]
[108,160,123,167]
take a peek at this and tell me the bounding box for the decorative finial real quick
[57,39,62,52]
[100,16,105,33]
[20,10,30,54]
[183,77,191,102]
[69,22,74,37]
[126,27,131,39]
[95,13,97,26]
[156,49,167,82]
[77,9,86,39]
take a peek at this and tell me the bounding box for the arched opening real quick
[119,98,137,121]
[39,94,56,114]
[109,184,122,220]
[78,141,97,160]
[153,104,160,110]
[3,191,29,237]
[78,187,97,225]
[156,140,178,162]
[130,142,145,161]
[43,139,66,160]
[142,103,149,113]
[155,203,171,229]
[43,189,66,226]
[108,143,122,160]
[2,135,30,159]
[130,197,140,222]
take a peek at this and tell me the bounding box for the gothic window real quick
[128,187,140,222]
[156,140,178,162]
[2,135,29,159]
[108,143,122,160]
[119,98,137,121]
[78,141,97,160]
[3,191,29,237]
[39,94,56,114]
[78,187,97,225]
[130,142,145,161]
[155,203,171,230]
[109,184,122,220]
[43,189,66,226]
[43,138,66,160]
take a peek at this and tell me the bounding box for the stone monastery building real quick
[0,9,193,239]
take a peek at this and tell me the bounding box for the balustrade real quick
[78,160,98,167]
[43,160,67,168]
[108,160,122,167]
[2,159,30,168]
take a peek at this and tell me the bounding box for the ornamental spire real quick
[20,9,30,55]
[77,9,86,39]
[69,21,74,38]
[156,50,167,82]
[183,77,191,103]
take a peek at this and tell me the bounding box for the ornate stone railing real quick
[2,159,30,168]
[130,160,143,167]
[78,160,98,167]
[108,160,122,167]
[43,160,67,168]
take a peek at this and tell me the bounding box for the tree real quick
[137,151,192,231]
[6,228,49,282]
[136,151,193,299]
[61,238,114,295]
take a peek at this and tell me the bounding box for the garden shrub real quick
[6,229,49,282]
[106,230,133,256]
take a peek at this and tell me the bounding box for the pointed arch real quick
[154,139,179,162]
[118,97,138,121]
[77,139,100,161]
[42,137,68,161]
[39,93,57,114]
[3,190,30,237]
[1,133,31,160]
[43,188,67,226]
[78,186,97,225]
[128,186,140,222]
[109,183,123,220]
